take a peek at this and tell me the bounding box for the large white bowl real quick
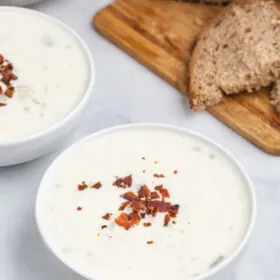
[35,123,257,280]
[0,7,95,167]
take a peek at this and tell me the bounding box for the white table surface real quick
[0,0,279,279]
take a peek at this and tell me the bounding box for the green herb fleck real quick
[210,255,224,268]
[208,152,215,159]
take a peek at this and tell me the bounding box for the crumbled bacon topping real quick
[122,191,138,202]
[115,211,141,230]
[140,213,146,219]
[101,225,108,229]
[151,191,160,199]
[155,185,170,200]
[119,201,130,211]
[77,206,83,211]
[169,204,179,218]
[113,175,132,189]
[138,185,151,199]
[0,54,18,104]
[153,173,165,178]
[147,241,154,245]
[164,213,171,227]
[78,181,88,191]
[77,180,102,191]
[102,213,112,220]
[147,200,171,213]
[91,181,102,189]
[130,200,145,212]
[143,222,152,227]
[115,182,179,230]
[173,170,178,174]
[0,102,6,107]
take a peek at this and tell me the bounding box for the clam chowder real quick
[0,8,90,141]
[36,126,252,280]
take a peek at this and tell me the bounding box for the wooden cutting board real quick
[93,0,280,155]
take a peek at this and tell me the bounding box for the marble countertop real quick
[0,0,279,279]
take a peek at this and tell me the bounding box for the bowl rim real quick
[35,123,257,280]
[0,6,95,147]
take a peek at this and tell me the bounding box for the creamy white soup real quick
[37,126,252,280]
[0,8,90,141]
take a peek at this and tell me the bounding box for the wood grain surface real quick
[93,0,280,155]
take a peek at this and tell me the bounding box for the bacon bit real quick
[158,188,170,200]
[173,170,178,174]
[77,206,83,211]
[147,241,154,245]
[101,225,108,229]
[115,213,130,230]
[138,185,151,199]
[154,161,158,164]
[151,191,160,199]
[143,222,152,227]
[128,211,141,226]
[169,204,180,218]
[155,185,163,191]
[142,170,146,173]
[147,200,171,212]
[130,200,145,212]
[102,213,112,220]
[152,207,159,217]
[6,63,13,71]
[140,213,146,219]
[5,86,14,98]
[77,181,88,191]
[122,191,138,202]
[91,181,102,189]
[119,201,130,211]
[115,211,141,230]
[0,102,6,107]
[153,173,165,178]
[164,213,171,227]
[142,157,146,160]
[113,175,132,189]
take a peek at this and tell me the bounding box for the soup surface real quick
[37,126,251,280]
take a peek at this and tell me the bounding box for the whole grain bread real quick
[188,0,280,110]
[271,80,280,113]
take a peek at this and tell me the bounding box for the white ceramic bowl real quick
[0,7,95,167]
[36,123,257,280]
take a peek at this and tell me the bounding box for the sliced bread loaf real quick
[271,80,280,113]
[188,0,280,110]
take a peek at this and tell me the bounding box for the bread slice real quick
[271,80,280,113]
[188,0,280,110]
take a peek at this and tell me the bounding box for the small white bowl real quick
[0,7,95,167]
[36,123,257,280]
